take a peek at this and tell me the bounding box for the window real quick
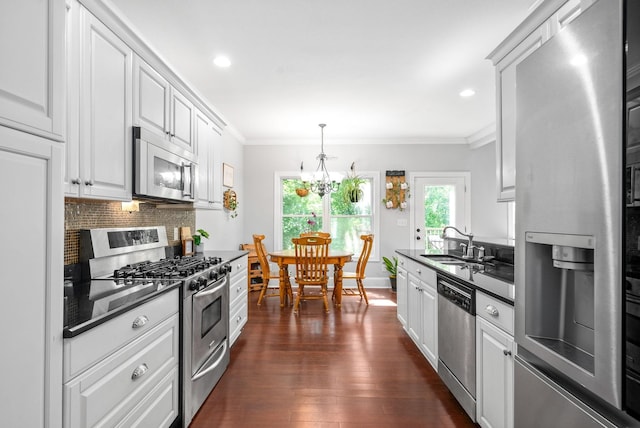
[274,172,379,258]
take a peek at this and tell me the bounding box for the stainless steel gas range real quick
[78,226,231,427]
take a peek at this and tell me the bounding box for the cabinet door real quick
[0,126,64,428]
[476,317,514,428]
[419,281,438,370]
[407,274,421,345]
[549,0,590,34]
[195,111,223,209]
[79,10,133,200]
[170,89,195,152]
[133,56,170,138]
[396,263,408,328]
[0,0,65,139]
[495,26,548,201]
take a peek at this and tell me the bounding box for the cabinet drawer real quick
[476,291,514,335]
[406,258,437,286]
[64,314,179,428]
[64,288,178,381]
[230,272,248,307]
[229,300,248,347]
[118,367,179,428]
[230,255,248,277]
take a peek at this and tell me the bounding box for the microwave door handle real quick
[182,162,194,198]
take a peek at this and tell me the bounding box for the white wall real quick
[195,130,245,250]
[242,141,510,283]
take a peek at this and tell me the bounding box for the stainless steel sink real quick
[420,254,469,265]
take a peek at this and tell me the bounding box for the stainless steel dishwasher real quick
[437,273,476,422]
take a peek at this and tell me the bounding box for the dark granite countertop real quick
[64,279,181,338]
[396,249,515,304]
[203,250,248,262]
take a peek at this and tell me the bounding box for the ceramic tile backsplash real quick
[64,198,195,265]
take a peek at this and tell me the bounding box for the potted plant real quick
[341,174,366,203]
[192,228,210,253]
[382,256,398,291]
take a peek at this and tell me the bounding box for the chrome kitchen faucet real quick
[441,226,475,259]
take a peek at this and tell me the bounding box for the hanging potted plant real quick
[341,174,366,203]
[382,256,398,291]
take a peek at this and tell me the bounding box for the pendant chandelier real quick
[305,123,340,197]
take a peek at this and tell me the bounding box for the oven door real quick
[134,127,197,202]
[191,276,228,374]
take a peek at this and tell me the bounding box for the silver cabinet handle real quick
[237,315,242,323]
[84,180,94,186]
[485,305,499,317]
[416,268,422,274]
[237,287,242,293]
[132,315,149,329]
[131,363,148,380]
[71,178,81,185]
[503,349,512,356]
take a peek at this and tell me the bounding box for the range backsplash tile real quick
[64,198,195,265]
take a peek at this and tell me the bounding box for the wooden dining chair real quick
[299,231,331,238]
[291,236,332,313]
[336,234,374,304]
[253,234,292,306]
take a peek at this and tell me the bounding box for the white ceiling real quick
[107,0,536,144]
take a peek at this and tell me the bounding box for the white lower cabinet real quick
[476,292,515,428]
[406,259,438,370]
[63,289,179,428]
[229,255,249,346]
[396,256,409,328]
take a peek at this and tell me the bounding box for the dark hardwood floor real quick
[190,288,478,427]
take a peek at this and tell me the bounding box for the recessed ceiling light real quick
[459,88,476,97]
[213,56,231,68]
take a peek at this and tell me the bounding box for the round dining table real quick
[268,249,353,308]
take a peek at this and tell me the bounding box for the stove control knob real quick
[209,270,218,280]
[189,280,199,291]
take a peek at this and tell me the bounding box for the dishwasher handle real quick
[437,275,474,314]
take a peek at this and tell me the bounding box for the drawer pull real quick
[132,315,149,329]
[485,305,499,317]
[131,363,148,380]
[503,349,512,357]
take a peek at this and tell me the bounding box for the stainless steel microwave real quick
[133,127,197,203]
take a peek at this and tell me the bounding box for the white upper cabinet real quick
[488,0,593,202]
[493,27,548,202]
[65,3,132,200]
[0,0,65,140]
[133,57,170,138]
[170,89,195,151]
[195,110,223,209]
[133,55,195,153]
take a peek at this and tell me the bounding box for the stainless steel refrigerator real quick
[515,0,640,426]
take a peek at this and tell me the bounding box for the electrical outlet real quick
[174,227,179,241]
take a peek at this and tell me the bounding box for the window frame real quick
[273,170,381,261]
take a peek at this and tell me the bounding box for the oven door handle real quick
[194,278,227,299]
[192,340,228,381]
